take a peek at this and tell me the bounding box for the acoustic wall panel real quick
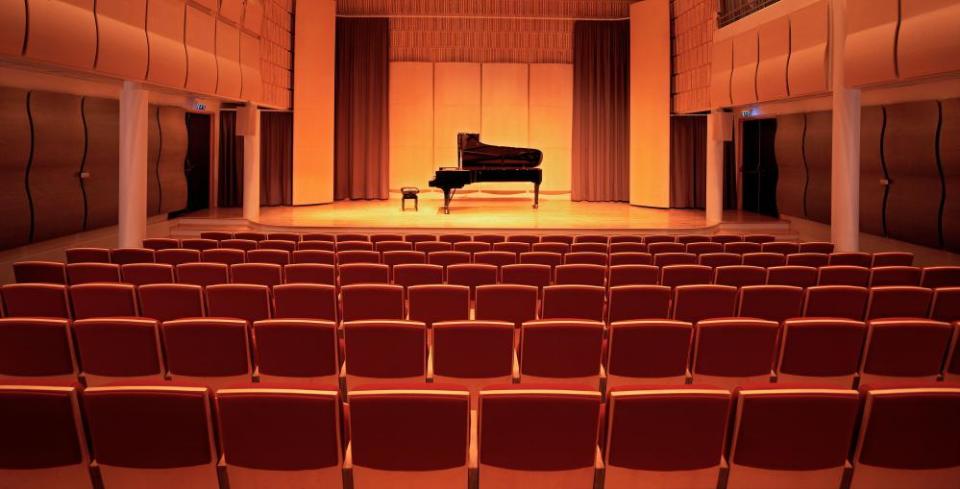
[94,0,148,80]
[883,101,942,248]
[388,62,434,192]
[730,30,759,106]
[803,111,831,224]
[844,0,898,87]
[216,20,242,98]
[157,106,188,214]
[191,0,217,12]
[756,17,789,102]
[788,0,829,97]
[219,0,243,23]
[859,105,887,236]
[148,105,162,215]
[529,63,573,194]
[710,38,733,108]
[146,0,187,88]
[0,88,33,248]
[25,0,97,69]
[185,5,218,94]
[240,33,262,101]
[481,63,530,191]
[774,113,806,218]
[898,0,960,80]
[0,0,26,56]
[28,91,85,242]
[81,97,120,231]
[938,98,959,252]
[243,0,264,35]
[433,63,481,169]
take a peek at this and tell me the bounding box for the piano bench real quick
[401,187,419,211]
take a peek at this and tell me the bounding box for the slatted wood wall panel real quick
[671,0,716,113]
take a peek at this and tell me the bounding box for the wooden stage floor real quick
[176,198,791,236]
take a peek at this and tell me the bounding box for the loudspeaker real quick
[235,105,259,136]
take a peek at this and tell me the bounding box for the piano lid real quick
[457,133,543,169]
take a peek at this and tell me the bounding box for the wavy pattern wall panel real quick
[756,17,789,102]
[898,1,960,80]
[25,0,97,69]
[0,88,33,248]
[147,105,162,215]
[219,0,243,23]
[243,0,264,35]
[730,30,758,106]
[883,101,942,248]
[146,0,187,88]
[844,0,898,87]
[240,33,262,101]
[95,0,149,79]
[939,98,959,252]
[216,20,242,98]
[81,97,119,231]
[185,5,218,94]
[0,0,26,56]
[388,62,434,191]
[803,110,831,224]
[788,0,829,97]
[157,106,188,214]
[859,105,886,236]
[530,63,573,193]
[28,91,85,241]
[710,39,733,108]
[433,63,481,168]
[774,113,806,218]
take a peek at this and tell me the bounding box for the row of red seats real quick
[2,316,958,393]
[2,281,958,326]
[189,230,786,244]
[2,382,958,489]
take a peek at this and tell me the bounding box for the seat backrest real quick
[786,252,829,268]
[493,241,531,255]
[408,285,470,327]
[342,320,426,380]
[427,250,471,269]
[608,285,672,322]
[870,251,914,267]
[336,250,379,264]
[302,233,336,242]
[609,252,653,266]
[660,265,713,288]
[532,242,570,255]
[766,265,819,288]
[13,261,66,284]
[803,285,869,320]
[340,284,405,321]
[181,238,220,251]
[73,318,163,382]
[475,284,539,328]
[761,242,800,255]
[869,266,922,286]
[283,263,336,285]
[438,234,472,244]
[648,242,686,255]
[564,251,608,266]
[818,265,870,287]
[121,263,176,285]
[723,242,762,255]
[866,286,934,319]
[574,235,608,244]
[861,319,953,379]
[404,233,437,244]
[521,320,604,379]
[235,232,267,242]
[393,264,444,289]
[0,318,77,380]
[336,233,369,243]
[607,320,693,379]
[201,248,247,266]
[608,264,659,286]
[540,234,571,244]
[272,284,338,321]
[571,243,607,254]
[542,285,606,322]
[339,263,390,286]
[742,234,776,244]
[698,252,743,268]
[337,241,375,253]
[205,284,272,323]
[138,283,205,322]
[66,263,121,285]
[200,231,233,241]
[673,285,738,323]
[267,232,301,242]
[930,287,960,322]
[246,249,290,266]
[710,234,742,244]
[741,252,787,268]
[291,249,336,264]
[69,283,138,319]
[230,263,283,287]
[714,265,766,287]
[474,234,507,245]
[454,241,491,254]
[828,252,872,267]
[501,264,552,292]
[433,321,515,379]
[777,318,866,380]
[297,240,336,252]
[555,264,606,286]
[382,250,426,267]
[65,247,111,264]
[737,285,804,323]
[653,252,698,267]
[520,251,563,268]
[474,251,517,268]
[693,318,780,379]
[162,318,251,378]
[447,263,499,297]
[920,266,960,288]
[109,248,155,265]
[686,242,724,255]
[252,319,339,379]
[0,283,71,318]
[155,248,201,266]
[645,235,677,245]
[376,240,414,253]
[797,241,834,254]
[176,262,230,286]
[258,240,296,253]
[0,386,90,476]
[415,241,453,253]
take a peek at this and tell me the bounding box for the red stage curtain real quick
[217,111,243,207]
[260,112,293,206]
[335,17,389,200]
[670,116,707,209]
[572,20,630,202]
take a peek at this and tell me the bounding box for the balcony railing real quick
[718,0,782,27]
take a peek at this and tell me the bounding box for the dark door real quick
[184,113,211,212]
[741,118,779,217]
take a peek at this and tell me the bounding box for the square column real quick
[830,0,862,251]
[118,81,149,248]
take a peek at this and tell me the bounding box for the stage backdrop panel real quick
[480,63,530,192]
[433,63,482,174]
[388,62,434,192]
[530,64,573,194]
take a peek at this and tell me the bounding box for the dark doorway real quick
[741,118,779,217]
[184,113,211,212]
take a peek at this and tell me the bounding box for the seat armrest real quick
[468,410,479,470]
[343,441,353,470]
[594,446,604,470]
[512,350,520,382]
[218,455,226,468]
[427,344,434,381]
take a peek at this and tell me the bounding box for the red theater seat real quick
[555,264,606,286]
[200,231,233,241]
[283,263,336,285]
[176,262,229,286]
[869,266,922,286]
[817,265,870,286]
[432,320,516,398]
[699,252,742,268]
[273,284,337,321]
[161,318,251,389]
[726,388,859,489]
[931,288,960,322]
[376,240,413,253]
[138,284,204,322]
[478,387,601,489]
[381,251,426,275]
[850,387,960,489]
[673,285,738,323]
[786,252,829,268]
[648,242,685,255]
[520,251,563,269]
[404,233,436,244]
[342,320,427,387]
[541,234,572,244]
[542,285,605,322]
[205,284,272,324]
[393,264,443,289]
[609,242,646,253]
[475,251,518,269]
[493,241,531,255]
[871,251,914,267]
[519,320,604,388]
[245,249,290,266]
[427,251,471,273]
[574,234,608,244]
[291,249,336,265]
[714,265,766,287]
[370,233,403,244]
[348,386,470,488]
[724,242,762,255]
[761,241,800,255]
[142,238,179,250]
[866,286,933,319]
[711,234,742,244]
[216,388,343,489]
[13,261,66,284]
[743,234,776,244]
[742,252,787,268]
[336,250,380,265]
[296,240,335,252]
[776,318,866,387]
[302,233,336,242]
[155,248,201,266]
[691,318,779,388]
[267,232,301,242]
[654,252,697,267]
[565,251,608,266]
[803,286,869,320]
[605,320,693,388]
[0,386,93,488]
[608,264,658,285]
[454,241,490,255]
[66,263,121,284]
[201,248,246,265]
[604,387,730,489]
[73,318,164,386]
[1,284,71,318]
[798,241,834,254]
[257,240,296,253]
[229,263,283,287]
[738,285,804,323]
[475,284,539,328]
[660,264,713,287]
[828,252,872,267]
[339,263,389,286]
[609,252,653,266]
[571,243,607,254]
[65,247,111,264]
[340,284,405,321]
[69,283,138,319]
[676,234,711,244]
[415,240,453,253]
[474,234,506,244]
[921,266,960,288]
[607,285,672,322]
[408,285,470,327]
[532,242,570,255]
[766,265,819,288]
[644,234,676,244]
[83,386,218,489]
[336,240,374,252]
[438,233,472,244]
[447,263,498,299]
[501,264,552,295]
[109,248,155,265]
[0,318,78,385]
[236,232,267,242]
[859,319,953,384]
[252,319,339,385]
[686,242,723,255]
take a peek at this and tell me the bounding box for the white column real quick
[706,111,725,224]
[830,0,861,251]
[118,81,149,248]
[240,105,261,222]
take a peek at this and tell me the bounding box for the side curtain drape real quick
[571,20,630,202]
[669,116,707,209]
[260,112,293,206]
[217,111,243,207]
[334,17,389,200]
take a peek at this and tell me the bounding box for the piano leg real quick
[442,188,452,214]
[533,183,540,209]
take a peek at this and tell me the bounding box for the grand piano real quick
[428,133,543,214]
